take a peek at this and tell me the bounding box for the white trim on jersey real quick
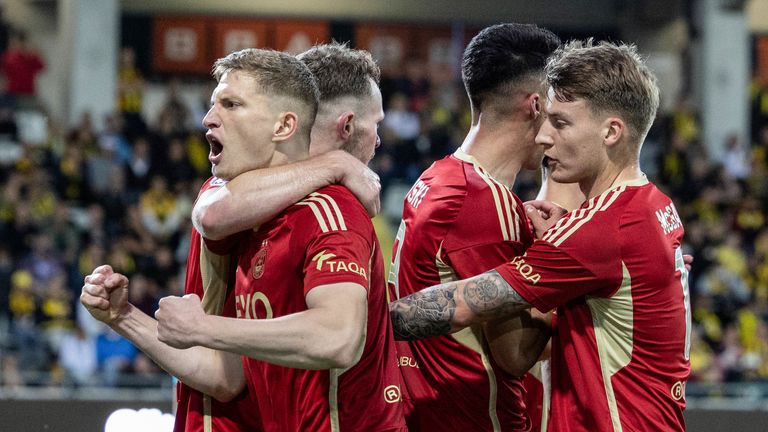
[297,192,348,233]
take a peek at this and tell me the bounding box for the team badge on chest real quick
[253,240,268,279]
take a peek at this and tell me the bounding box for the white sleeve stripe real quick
[473,165,512,241]
[546,188,625,246]
[305,196,339,231]
[296,201,330,233]
[472,164,516,242]
[545,193,609,245]
[296,192,348,233]
[310,192,348,231]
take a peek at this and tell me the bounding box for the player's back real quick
[236,185,406,432]
[389,151,533,431]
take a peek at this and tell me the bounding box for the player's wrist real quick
[108,302,138,327]
[189,314,215,348]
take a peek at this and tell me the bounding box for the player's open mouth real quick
[208,137,223,164]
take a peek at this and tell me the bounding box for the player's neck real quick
[460,120,527,188]
[581,162,643,200]
[270,141,310,167]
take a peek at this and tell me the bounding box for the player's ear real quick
[529,94,541,119]
[273,112,299,141]
[601,117,624,147]
[336,111,355,141]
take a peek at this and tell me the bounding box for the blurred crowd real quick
[0,39,767,391]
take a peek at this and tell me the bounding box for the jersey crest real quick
[252,240,268,279]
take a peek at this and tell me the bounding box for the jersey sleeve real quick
[302,230,373,295]
[195,176,242,255]
[202,231,244,255]
[296,187,375,296]
[445,240,529,280]
[495,209,624,313]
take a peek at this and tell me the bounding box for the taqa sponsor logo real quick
[656,203,682,235]
[311,250,367,279]
[510,255,541,284]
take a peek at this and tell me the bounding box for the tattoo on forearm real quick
[463,271,529,319]
[389,285,456,341]
[389,270,529,341]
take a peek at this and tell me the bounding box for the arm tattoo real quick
[462,270,529,320]
[389,284,456,341]
[389,270,529,341]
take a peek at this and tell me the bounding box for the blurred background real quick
[0,0,767,430]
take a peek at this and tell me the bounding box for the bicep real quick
[305,282,368,328]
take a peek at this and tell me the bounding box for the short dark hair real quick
[545,39,660,145]
[212,48,319,136]
[297,42,381,102]
[462,23,561,111]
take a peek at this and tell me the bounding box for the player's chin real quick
[211,164,230,181]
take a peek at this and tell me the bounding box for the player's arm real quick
[81,266,245,402]
[479,160,576,375]
[483,309,551,377]
[389,269,530,341]
[193,150,380,240]
[156,283,368,370]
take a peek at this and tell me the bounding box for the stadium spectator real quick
[0,30,44,108]
[58,324,97,386]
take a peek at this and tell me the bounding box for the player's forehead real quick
[210,70,260,101]
[544,87,588,117]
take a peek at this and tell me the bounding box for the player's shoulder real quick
[409,155,469,206]
[197,176,227,196]
[541,179,657,245]
[292,184,372,235]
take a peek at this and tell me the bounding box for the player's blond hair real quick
[545,40,660,147]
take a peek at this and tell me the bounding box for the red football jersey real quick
[495,177,691,432]
[234,185,406,432]
[388,150,534,431]
[174,176,262,432]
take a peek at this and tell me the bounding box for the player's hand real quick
[524,200,568,238]
[683,254,694,272]
[156,294,206,349]
[80,264,131,324]
[327,150,381,217]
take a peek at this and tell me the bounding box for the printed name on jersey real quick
[405,180,429,209]
[297,192,347,232]
[509,255,541,284]
[656,203,683,235]
[311,250,367,279]
[236,291,273,320]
